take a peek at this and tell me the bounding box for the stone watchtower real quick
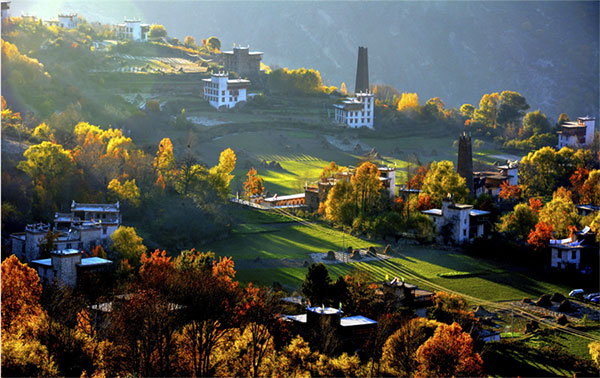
[457,132,474,195]
[354,47,369,94]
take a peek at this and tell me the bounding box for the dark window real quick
[572,251,577,259]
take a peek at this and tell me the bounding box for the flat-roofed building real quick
[202,72,250,109]
[58,13,78,29]
[557,116,596,149]
[116,19,150,41]
[33,249,112,288]
[222,45,263,76]
[333,92,374,129]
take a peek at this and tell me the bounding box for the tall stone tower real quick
[457,132,474,195]
[354,46,369,93]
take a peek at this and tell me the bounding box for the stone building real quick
[473,161,519,198]
[550,226,598,274]
[422,195,490,244]
[10,201,121,262]
[557,116,596,149]
[457,132,474,195]
[355,46,369,93]
[222,45,263,77]
[33,249,112,288]
[333,92,375,129]
[202,72,250,109]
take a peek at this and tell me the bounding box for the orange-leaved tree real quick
[415,322,484,377]
[499,180,521,200]
[1,255,43,331]
[244,167,264,197]
[527,221,554,251]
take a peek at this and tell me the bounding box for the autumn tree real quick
[407,165,428,190]
[396,92,419,112]
[110,226,147,267]
[474,92,500,129]
[422,97,445,120]
[243,167,264,197]
[499,180,521,200]
[460,103,475,119]
[216,323,275,377]
[421,160,469,206]
[539,195,579,238]
[208,148,236,198]
[581,169,600,205]
[381,318,441,377]
[498,202,539,240]
[206,36,221,51]
[320,161,347,181]
[323,180,356,225]
[271,335,321,377]
[148,24,167,39]
[528,221,554,250]
[1,255,43,331]
[154,137,176,188]
[183,35,197,49]
[351,161,382,214]
[108,178,140,205]
[415,322,484,377]
[339,82,348,95]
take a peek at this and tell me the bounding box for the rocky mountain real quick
[13,1,599,120]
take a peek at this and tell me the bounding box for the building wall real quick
[551,248,580,269]
[204,76,248,109]
[24,231,46,262]
[58,15,77,29]
[334,94,374,129]
[51,253,82,287]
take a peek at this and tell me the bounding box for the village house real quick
[381,277,434,317]
[557,116,596,149]
[115,19,150,41]
[282,306,377,351]
[421,195,490,244]
[222,45,263,76]
[1,1,10,21]
[45,13,78,29]
[549,226,599,274]
[202,72,250,109]
[333,91,375,129]
[473,160,519,198]
[10,201,121,262]
[32,249,112,288]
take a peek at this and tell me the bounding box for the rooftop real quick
[71,201,119,213]
[79,257,113,266]
[282,314,307,323]
[422,209,442,216]
[264,193,305,202]
[470,209,491,216]
[32,258,52,267]
[340,315,377,327]
[307,306,342,315]
[52,249,81,256]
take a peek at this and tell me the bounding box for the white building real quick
[422,195,490,244]
[1,1,10,21]
[58,13,78,29]
[333,91,374,129]
[557,116,596,149]
[549,226,598,273]
[33,249,112,288]
[202,72,250,109]
[116,20,150,41]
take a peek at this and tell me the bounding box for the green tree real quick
[522,110,552,137]
[423,97,445,120]
[108,178,140,206]
[497,90,529,125]
[207,36,221,51]
[498,202,539,240]
[302,263,332,306]
[421,161,469,206]
[110,226,147,266]
[539,196,579,238]
[474,92,500,129]
[148,24,167,39]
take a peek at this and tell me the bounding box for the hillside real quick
[13,1,599,120]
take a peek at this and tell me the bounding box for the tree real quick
[302,263,332,306]
[339,82,348,95]
[396,92,419,112]
[528,221,554,250]
[590,341,600,369]
[1,255,43,331]
[415,322,483,377]
[148,24,167,39]
[323,180,356,225]
[557,113,570,126]
[539,196,579,238]
[460,104,475,119]
[351,162,382,214]
[108,178,140,205]
[206,36,221,51]
[422,97,445,120]
[474,92,500,129]
[216,323,275,377]
[498,202,538,240]
[581,170,600,205]
[381,318,441,377]
[18,141,75,195]
[497,90,529,125]
[243,167,264,197]
[407,165,428,190]
[320,161,347,181]
[499,181,521,200]
[183,35,197,49]
[208,148,236,198]
[154,138,176,187]
[522,110,552,137]
[421,161,469,206]
[110,226,147,267]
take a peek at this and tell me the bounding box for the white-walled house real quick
[557,116,596,149]
[550,227,598,273]
[33,249,112,288]
[58,13,78,29]
[422,195,490,244]
[333,91,374,128]
[202,72,250,109]
[116,19,150,41]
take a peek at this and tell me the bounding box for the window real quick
[103,228,107,235]
[464,219,467,224]
[66,243,71,249]
[463,229,467,236]
[571,251,577,259]
[222,90,225,95]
